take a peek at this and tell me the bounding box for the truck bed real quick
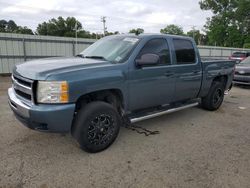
[199,60,235,97]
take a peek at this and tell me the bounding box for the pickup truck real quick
[8,34,235,153]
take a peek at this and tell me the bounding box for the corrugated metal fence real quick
[198,45,248,60]
[0,33,95,74]
[0,32,249,74]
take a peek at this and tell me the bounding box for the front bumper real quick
[233,75,250,85]
[8,88,75,132]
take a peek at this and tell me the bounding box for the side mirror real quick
[136,53,160,66]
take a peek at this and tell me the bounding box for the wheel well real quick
[213,75,228,89]
[75,89,124,115]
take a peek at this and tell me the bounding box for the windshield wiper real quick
[85,56,107,61]
[76,54,85,58]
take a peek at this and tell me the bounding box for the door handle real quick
[192,70,200,74]
[164,72,174,77]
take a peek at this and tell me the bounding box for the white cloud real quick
[110,1,152,16]
[146,12,176,25]
[2,0,58,14]
[0,0,212,33]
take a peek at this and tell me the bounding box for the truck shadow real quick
[7,100,232,157]
[7,106,204,156]
[120,106,206,137]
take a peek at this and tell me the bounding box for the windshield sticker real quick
[115,56,122,62]
[123,37,139,43]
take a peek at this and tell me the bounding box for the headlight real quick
[37,81,69,103]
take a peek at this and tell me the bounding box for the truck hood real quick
[13,57,112,80]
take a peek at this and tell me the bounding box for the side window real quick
[138,38,171,65]
[173,39,196,64]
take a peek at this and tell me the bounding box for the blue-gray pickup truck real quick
[8,34,235,152]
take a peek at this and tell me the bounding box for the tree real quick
[237,0,250,48]
[129,28,144,35]
[0,20,8,32]
[36,16,92,38]
[199,33,209,46]
[244,43,250,48]
[105,31,120,36]
[199,0,250,48]
[160,24,184,35]
[0,19,33,34]
[187,29,201,44]
[6,20,18,32]
[16,26,34,35]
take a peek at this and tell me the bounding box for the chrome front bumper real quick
[8,87,30,118]
[8,87,76,132]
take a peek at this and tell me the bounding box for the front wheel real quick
[201,81,225,111]
[72,101,121,153]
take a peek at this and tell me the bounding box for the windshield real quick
[80,36,139,63]
[240,56,250,64]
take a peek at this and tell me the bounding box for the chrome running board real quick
[130,102,199,123]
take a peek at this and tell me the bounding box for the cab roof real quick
[110,33,193,40]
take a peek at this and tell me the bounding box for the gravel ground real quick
[1,76,250,188]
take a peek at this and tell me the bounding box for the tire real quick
[201,81,225,111]
[72,101,121,153]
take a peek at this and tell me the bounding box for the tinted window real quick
[173,39,196,64]
[138,38,171,65]
[232,52,247,57]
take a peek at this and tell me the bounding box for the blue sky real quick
[0,0,212,34]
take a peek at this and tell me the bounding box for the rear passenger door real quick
[171,38,202,101]
[128,38,176,111]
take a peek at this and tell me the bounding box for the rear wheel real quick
[201,81,224,111]
[72,101,121,153]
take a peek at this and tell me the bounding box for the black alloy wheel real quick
[72,101,121,153]
[87,114,115,146]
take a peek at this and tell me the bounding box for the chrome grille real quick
[235,71,250,76]
[12,74,33,102]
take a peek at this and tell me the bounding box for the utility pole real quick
[75,22,78,55]
[191,26,196,39]
[101,16,107,36]
[191,25,200,45]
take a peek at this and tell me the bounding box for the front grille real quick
[15,90,32,100]
[12,74,33,102]
[235,72,250,76]
[234,79,250,83]
[13,76,32,87]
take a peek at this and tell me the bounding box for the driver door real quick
[128,38,176,111]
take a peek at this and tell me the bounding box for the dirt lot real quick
[0,76,250,188]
